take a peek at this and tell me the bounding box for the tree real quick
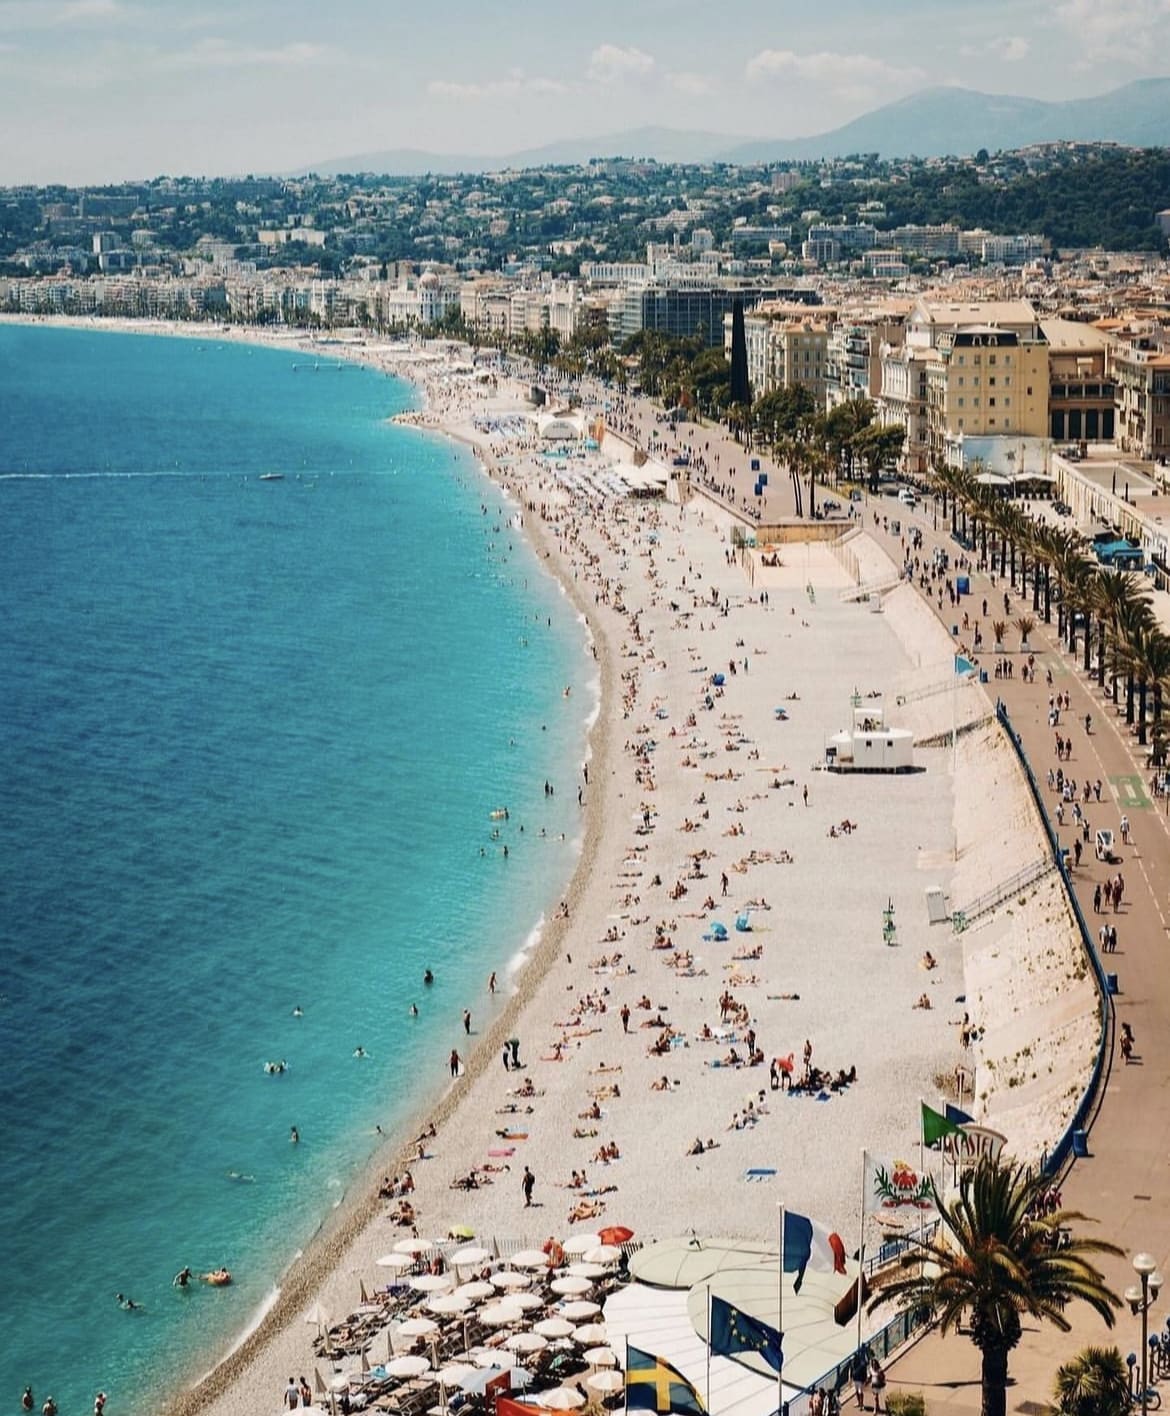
[870,1157,1122,1416]
[854,422,906,491]
[1053,1345,1131,1416]
[729,300,751,408]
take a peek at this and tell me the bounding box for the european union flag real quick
[625,1345,706,1415]
[709,1295,783,1373]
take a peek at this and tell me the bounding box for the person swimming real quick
[423,969,434,986]
[354,1046,367,1058]
[173,1266,192,1288]
[292,1005,303,1017]
[409,1003,419,1016]
[116,1293,142,1311]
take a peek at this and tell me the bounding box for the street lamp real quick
[1125,1252,1163,1415]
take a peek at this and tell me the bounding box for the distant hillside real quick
[299,77,1170,177]
[716,77,1170,162]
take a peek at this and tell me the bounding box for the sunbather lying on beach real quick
[578,1101,602,1120]
[567,1199,605,1223]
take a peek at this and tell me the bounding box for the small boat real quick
[259,473,285,482]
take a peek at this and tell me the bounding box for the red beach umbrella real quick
[598,1226,633,1246]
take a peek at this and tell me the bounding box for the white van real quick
[898,487,918,509]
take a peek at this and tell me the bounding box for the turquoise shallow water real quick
[0,326,589,1416]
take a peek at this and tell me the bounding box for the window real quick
[989,397,996,407]
[989,376,996,386]
[989,354,997,366]
[1005,397,1011,408]
[1026,386,1033,396]
[1004,376,1012,388]
[958,354,965,366]
[974,355,982,365]
[958,418,964,429]
[958,397,965,408]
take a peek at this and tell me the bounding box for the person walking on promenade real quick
[850,1350,869,1410]
[1093,883,1102,913]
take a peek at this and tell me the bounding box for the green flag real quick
[922,1101,963,1150]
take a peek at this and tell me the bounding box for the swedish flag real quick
[625,1345,706,1414]
[709,1295,783,1373]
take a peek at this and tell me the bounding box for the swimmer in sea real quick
[290,1126,299,1144]
[173,1266,192,1288]
[424,969,434,986]
[227,1170,255,1183]
[292,1005,303,1017]
[409,1003,419,1016]
[116,1293,142,1311]
[354,1046,368,1058]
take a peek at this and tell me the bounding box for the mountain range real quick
[301,77,1170,176]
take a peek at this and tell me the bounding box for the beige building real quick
[1114,339,1170,460]
[733,303,835,402]
[1041,318,1116,444]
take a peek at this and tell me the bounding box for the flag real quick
[626,1345,706,1415]
[498,1400,556,1416]
[709,1295,783,1372]
[945,1102,974,1126]
[922,1101,963,1150]
[782,1210,847,1293]
[863,1153,936,1216]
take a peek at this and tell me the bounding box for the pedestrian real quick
[284,1376,301,1410]
[463,1009,472,1035]
[522,1166,536,1206]
[1073,838,1082,868]
[869,1358,886,1414]
[802,785,809,807]
[488,972,497,995]
[1108,924,1118,953]
[1093,883,1102,914]
[502,1045,511,1071]
[449,1049,461,1078]
[620,1004,630,1033]
[298,1378,312,1408]
[1120,815,1130,846]
[1099,922,1109,954]
[850,1350,869,1411]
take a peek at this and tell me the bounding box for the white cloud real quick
[0,0,127,28]
[162,37,332,69]
[992,34,1030,61]
[745,48,924,92]
[667,70,714,96]
[587,43,654,85]
[1053,0,1170,59]
[427,73,567,101]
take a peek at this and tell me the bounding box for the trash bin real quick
[1106,972,1118,994]
[979,669,989,683]
[1072,1130,1089,1158]
[951,624,959,637]
[956,575,970,595]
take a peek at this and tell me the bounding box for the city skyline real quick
[1,0,1169,184]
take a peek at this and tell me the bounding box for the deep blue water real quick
[0,326,589,1416]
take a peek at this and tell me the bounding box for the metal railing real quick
[994,700,1113,1177]
[784,1305,934,1416]
[950,856,1056,932]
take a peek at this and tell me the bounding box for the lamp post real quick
[1125,1252,1163,1415]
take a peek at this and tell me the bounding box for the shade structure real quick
[386,1355,431,1379]
[330,1374,351,1392]
[455,1281,494,1300]
[561,1233,602,1256]
[559,1300,601,1320]
[572,1324,608,1345]
[534,1317,575,1339]
[492,1270,532,1290]
[479,1303,524,1327]
[436,1364,476,1387]
[304,1302,331,1327]
[394,1238,436,1256]
[510,1248,552,1269]
[583,1348,617,1368]
[397,1316,439,1338]
[540,1388,587,1409]
[427,1293,471,1316]
[565,1262,607,1280]
[410,1273,454,1294]
[504,1332,548,1354]
[550,1276,592,1296]
[583,1245,621,1265]
[586,1371,624,1395]
[450,1245,492,1267]
[375,1252,415,1271]
[598,1226,634,1246]
[460,1365,533,1393]
[506,1292,543,1312]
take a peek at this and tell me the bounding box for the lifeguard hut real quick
[824,692,915,774]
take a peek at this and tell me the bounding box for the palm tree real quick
[870,1158,1122,1416]
[1122,625,1170,746]
[1052,1345,1131,1416]
[1014,615,1036,652]
[1091,571,1151,694]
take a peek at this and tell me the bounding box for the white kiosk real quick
[825,696,915,774]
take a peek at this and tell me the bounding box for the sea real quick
[0,324,592,1416]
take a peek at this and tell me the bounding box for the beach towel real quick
[500,1132,528,1141]
[487,1148,515,1158]
[743,1167,777,1183]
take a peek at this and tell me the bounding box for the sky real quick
[1,0,1168,184]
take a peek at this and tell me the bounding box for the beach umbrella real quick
[456,1281,495,1300]
[387,1355,431,1379]
[510,1248,551,1269]
[460,1365,533,1393]
[304,1301,331,1329]
[411,1273,453,1294]
[550,1276,591,1296]
[598,1226,634,1246]
[534,1318,575,1339]
[506,1292,543,1311]
[565,1262,606,1280]
[559,1300,601,1320]
[361,1349,371,1375]
[436,1364,476,1387]
[587,1371,624,1395]
[376,1252,415,1271]
[479,1303,523,1327]
[395,1237,436,1256]
[451,1245,492,1267]
[573,1324,608,1345]
[583,1348,617,1368]
[427,1293,472,1316]
[583,1245,620,1265]
[540,1388,587,1409]
[505,1332,548,1354]
[492,1269,532,1290]
[398,1317,439,1338]
[561,1233,602,1256]
[448,1225,476,1240]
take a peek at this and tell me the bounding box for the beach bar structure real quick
[825,698,915,774]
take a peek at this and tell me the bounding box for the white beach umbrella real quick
[505,1332,548,1354]
[583,1245,621,1265]
[398,1316,440,1338]
[572,1324,608,1345]
[427,1293,472,1316]
[455,1280,494,1300]
[534,1318,575,1339]
[583,1348,617,1368]
[386,1355,431,1379]
[479,1303,524,1327]
[411,1273,454,1294]
[506,1292,543,1311]
[565,1262,606,1279]
[450,1245,492,1267]
[304,1301,331,1328]
[559,1300,601,1320]
[436,1364,476,1387]
[550,1276,591,1296]
[491,1270,532,1290]
[510,1248,551,1269]
[395,1238,436,1256]
[561,1233,602,1256]
[586,1371,624,1395]
[540,1388,587,1409]
[376,1252,415,1271]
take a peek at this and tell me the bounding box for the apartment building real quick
[1041,318,1116,443]
[1114,339,1170,458]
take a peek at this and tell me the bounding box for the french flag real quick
[782,1210,847,1293]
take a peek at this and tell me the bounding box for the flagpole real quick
[624,1336,629,1416]
[777,1204,785,1416]
[918,1102,927,1277]
[856,1149,867,1359]
[706,1284,712,1415]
